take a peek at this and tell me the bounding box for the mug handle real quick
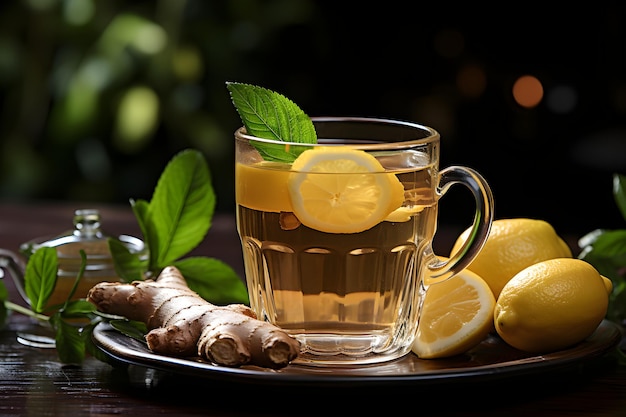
[425,165,494,284]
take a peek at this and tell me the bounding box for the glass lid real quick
[19,208,145,275]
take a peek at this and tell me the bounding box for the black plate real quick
[92,320,621,387]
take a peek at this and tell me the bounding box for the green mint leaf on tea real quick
[226,82,316,163]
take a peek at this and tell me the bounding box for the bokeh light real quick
[512,75,544,108]
[457,64,486,99]
[546,84,578,114]
[63,0,95,26]
[114,86,160,153]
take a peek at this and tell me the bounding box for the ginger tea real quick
[234,116,494,366]
[236,152,437,363]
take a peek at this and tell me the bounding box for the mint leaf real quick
[146,149,215,267]
[0,280,7,301]
[59,299,97,317]
[130,198,154,268]
[174,256,248,304]
[25,246,58,313]
[108,237,147,282]
[108,148,249,307]
[578,174,626,326]
[0,281,8,328]
[51,312,85,365]
[109,319,148,343]
[226,82,316,162]
[58,249,87,311]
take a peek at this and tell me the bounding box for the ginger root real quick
[87,266,300,369]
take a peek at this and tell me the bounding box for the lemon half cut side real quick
[288,147,405,234]
[412,267,496,359]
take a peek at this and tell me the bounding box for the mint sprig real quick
[111,148,248,305]
[7,247,97,364]
[226,82,317,163]
[0,148,249,365]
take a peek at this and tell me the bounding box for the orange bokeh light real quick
[457,64,486,98]
[512,75,544,108]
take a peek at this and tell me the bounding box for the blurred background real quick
[0,0,625,240]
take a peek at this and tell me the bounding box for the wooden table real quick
[1,201,625,417]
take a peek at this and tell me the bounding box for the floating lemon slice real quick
[412,266,495,359]
[236,161,293,212]
[287,147,405,234]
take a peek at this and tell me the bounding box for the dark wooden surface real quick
[1,201,626,417]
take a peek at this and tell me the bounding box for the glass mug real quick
[235,117,494,366]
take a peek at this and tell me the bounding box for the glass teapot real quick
[0,208,146,310]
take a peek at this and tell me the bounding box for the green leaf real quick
[173,257,249,305]
[108,237,147,282]
[81,321,111,363]
[51,313,85,365]
[130,198,150,238]
[578,228,626,324]
[578,228,604,249]
[59,299,97,318]
[0,303,7,329]
[109,319,147,342]
[0,279,7,301]
[0,281,8,328]
[62,249,87,308]
[226,82,316,162]
[147,149,215,267]
[578,229,626,280]
[130,198,157,270]
[609,282,626,323]
[580,229,626,261]
[25,247,58,313]
[613,173,626,221]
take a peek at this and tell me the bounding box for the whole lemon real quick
[494,258,612,353]
[451,218,572,298]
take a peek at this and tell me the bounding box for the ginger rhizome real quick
[87,266,300,369]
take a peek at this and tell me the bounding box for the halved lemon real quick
[287,147,405,234]
[412,266,495,359]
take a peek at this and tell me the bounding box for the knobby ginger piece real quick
[87,266,300,369]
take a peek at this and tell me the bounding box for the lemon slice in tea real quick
[236,161,293,213]
[287,147,404,234]
[412,267,496,359]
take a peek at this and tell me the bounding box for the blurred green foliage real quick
[0,0,317,212]
[1,1,625,237]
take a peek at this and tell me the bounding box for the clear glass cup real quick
[235,117,494,366]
